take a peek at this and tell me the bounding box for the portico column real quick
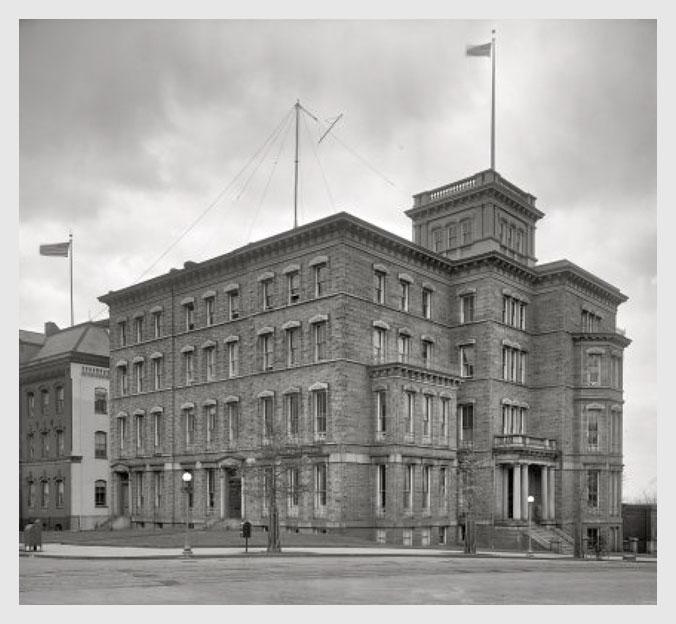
[502,466,509,519]
[495,465,503,517]
[548,468,556,520]
[219,469,226,520]
[512,465,521,520]
[521,463,529,519]
[541,466,549,521]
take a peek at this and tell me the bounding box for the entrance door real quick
[119,474,129,515]
[228,477,241,519]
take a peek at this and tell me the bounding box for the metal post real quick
[527,495,534,557]
[490,29,496,171]
[183,490,192,557]
[69,231,74,326]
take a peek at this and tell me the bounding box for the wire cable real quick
[302,112,336,212]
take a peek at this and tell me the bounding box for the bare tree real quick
[457,447,491,554]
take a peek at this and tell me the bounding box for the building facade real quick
[98,169,629,549]
[19,321,111,530]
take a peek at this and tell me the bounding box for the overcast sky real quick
[18,19,656,500]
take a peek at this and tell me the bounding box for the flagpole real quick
[69,231,73,326]
[491,28,496,171]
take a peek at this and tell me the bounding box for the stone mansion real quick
[98,169,629,550]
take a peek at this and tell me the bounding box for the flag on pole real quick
[466,42,492,57]
[39,241,70,257]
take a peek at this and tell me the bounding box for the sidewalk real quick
[19,542,657,561]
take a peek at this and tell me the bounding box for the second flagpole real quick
[69,231,73,326]
[491,28,496,171]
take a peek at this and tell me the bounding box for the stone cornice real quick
[20,353,110,384]
[534,261,627,306]
[369,362,462,387]
[571,332,632,348]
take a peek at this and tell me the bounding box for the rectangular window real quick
[134,317,143,343]
[432,229,443,252]
[377,464,387,510]
[314,464,327,508]
[423,395,432,438]
[588,353,602,386]
[27,433,35,459]
[206,404,217,445]
[95,431,107,458]
[286,327,299,366]
[119,366,128,396]
[94,388,108,414]
[229,290,240,320]
[261,396,274,440]
[314,389,327,439]
[422,288,432,319]
[185,409,196,445]
[439,467,448,510]
[502,405,526,435]
[95,480,107,507]
[27,481,35,508]
[119,321,127,347]
[184,302,195,331]
[287,271,300,304]
[259,333,274,371]
[448,224,458,249]
[373,327,387,363]
[56,386,64,413]
[374,271,386,304]
[184,351,194,385]
[502,346,526,383]
[587,411,599,451]
[135,472,144,511]
[41,432,49,457]
[206,468,215,509]
[153,412,161,448]
[422,465,431,510]
[285,393,299,437]
[440,398,450,441]
[154,472,163,509]
[398,333,410,363]
[422,339,433,369]
[228,340,239,377]
[41,389,49,413]
[610,355,622,389]
[27,392,35,418]
[261,279,273,310]
[400,280,410,311]
[56,480,64,508]
[56,430,65,457]
[404,391,414,436]
[582,310,601,332]
[460,345,474,379]
[314,263,327,297]
[118,417,127,450]
[152,310,162,338]
[587,470,599,507]
[460,293,475,323]
[314,321,327,361]
[41,481,50,508]
[136,414,144,450]
[403,465,413,510]
[227,402,239,444]
[287,468,299,508]
[503,295,527,329]
[461,220,472,245]
[152,358,162,390]
[205,347,215,381]
[375,390,387,435]
[134,361,144,393]
[205,296,215,326]
[459,404,474,447]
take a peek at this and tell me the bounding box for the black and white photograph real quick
[14,9,660,608]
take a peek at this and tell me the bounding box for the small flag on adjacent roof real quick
[466,42,492,57]
[39,241,70,257]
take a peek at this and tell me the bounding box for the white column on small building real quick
[502,467,509,519]
[548,468,556,520]
[541,466,549,521]
[512,465,522,520]
[521,463,530,519]
[219,469,226,520]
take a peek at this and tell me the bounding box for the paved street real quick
[20,555,656,604]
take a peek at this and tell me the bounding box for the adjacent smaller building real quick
[19,321,110,530]
[622,503,656,554]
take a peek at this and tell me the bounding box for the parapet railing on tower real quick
[412,170,536,208]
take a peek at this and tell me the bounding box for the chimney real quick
[44,322,60,337]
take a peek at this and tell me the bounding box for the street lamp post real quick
[182,471,193,558]
[527,494,535,557]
